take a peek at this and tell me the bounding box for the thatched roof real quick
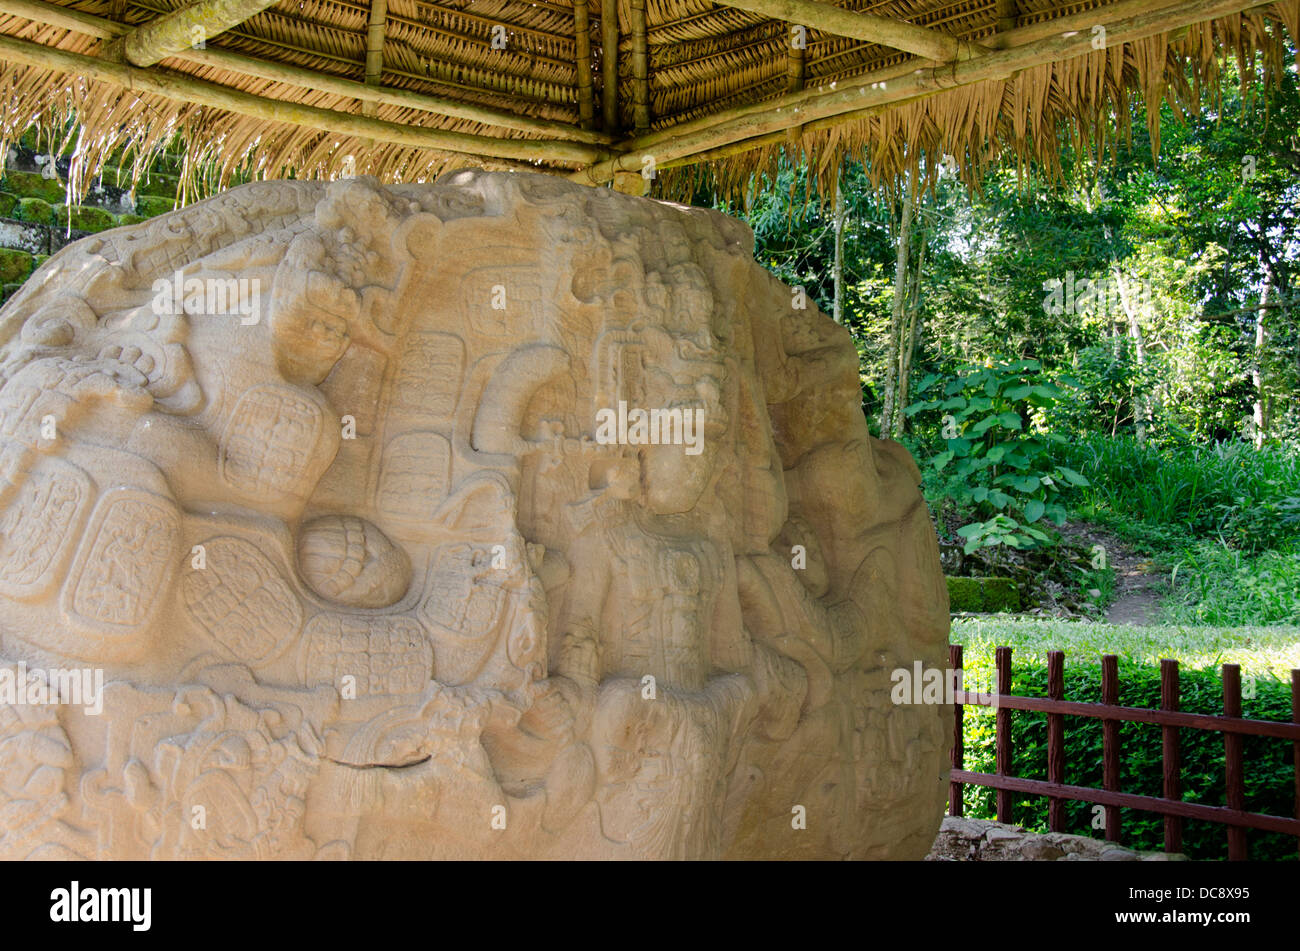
[1,0,1297,202]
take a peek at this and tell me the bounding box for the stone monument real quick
[0,170,949,859]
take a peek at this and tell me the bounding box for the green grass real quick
[1055,434,1300,554]
[952,617,1300,678]
[1159,542,1300,626]
[951,619,1300,861]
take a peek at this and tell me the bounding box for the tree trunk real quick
[896,232,926,432]
[1112,262,1147,443]
[1252,271,1272,449]
[832,172,846,325]
[881,174,914,438]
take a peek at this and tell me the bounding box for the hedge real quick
[957,651,1298,861]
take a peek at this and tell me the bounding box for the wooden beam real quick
[574,0,1277,183]
[106,0,280,67]
[600,0,618,133]
[574,0,595,130]
[630,0,649,134]
[1,0,612,144]
[0,30,603,165]
[711,0,980,62]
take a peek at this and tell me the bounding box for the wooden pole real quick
[630,0,649,134]
[1223,664,1248,859]
[574,0,595,131]
[1161,659,1184,853]
[5,0,611,144]
[600,0,619,133]
[949,644,964,817]
[995,646,1013,824]
[1047,650,1066,832]
[361,0,387,120]
[573,0,1279,183]
[108,0,281,68]
[710,0,980,62]
[1101,654,1122,843]
[1292,669,1299,859]
[364,0,388,87]
[0,31,602,165]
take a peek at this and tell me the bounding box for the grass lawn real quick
[951,617,1300,681]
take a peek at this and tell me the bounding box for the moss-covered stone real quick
[134,174,180,199]
[33,254,49,270]
[16,197,53,225]
[133,195,177,217]
[2,170,65,203]
[55,204,116,233]
[946,576,1021,613]
[2,282,25,303]
[0,193,17,218]
[115,213,148,227]
[0,248,33,284]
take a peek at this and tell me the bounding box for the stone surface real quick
[927,817,1188,861]
[0,170,950,860]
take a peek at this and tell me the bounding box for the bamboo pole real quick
[364,0,387,86]
[0,31,602,165]
[0,0,612,144]
[361,0,387,119]
[574,0,595,130]
[785,24,805,144]
[710,0,981,62]
[600,0,619,133]
[573,0,1278,183]
[108,0,281,67]
[630,0,649,134]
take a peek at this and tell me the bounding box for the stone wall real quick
[0,138,183,303]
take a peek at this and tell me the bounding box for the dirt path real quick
[1061,523,1165,625]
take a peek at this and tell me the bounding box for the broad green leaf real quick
[1024,499,1045,523]
[998,412,1023,430]
[933,450,954,471]
[1057,466,1091,487]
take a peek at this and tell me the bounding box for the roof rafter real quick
[3,0,612,144]
[105,0,280,67]
[710,0,984,62]
[0,29,604,165]
[574,0,1279,184]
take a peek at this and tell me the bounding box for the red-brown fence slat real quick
[1160,658,1182,854]
[1293,669,1299,859]
[950,770,1300,836]
[995,646,1012,824]
[949,691,1300,739]
[1101,654,1121,843]
[1222,664,1247,860]
[1047,650,1065,832]
[949,643,964,817]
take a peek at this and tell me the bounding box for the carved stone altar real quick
[0,170,950,859]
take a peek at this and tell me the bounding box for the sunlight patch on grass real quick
[951,617,1300,680]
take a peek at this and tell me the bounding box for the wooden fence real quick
[947,644,1300,859]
